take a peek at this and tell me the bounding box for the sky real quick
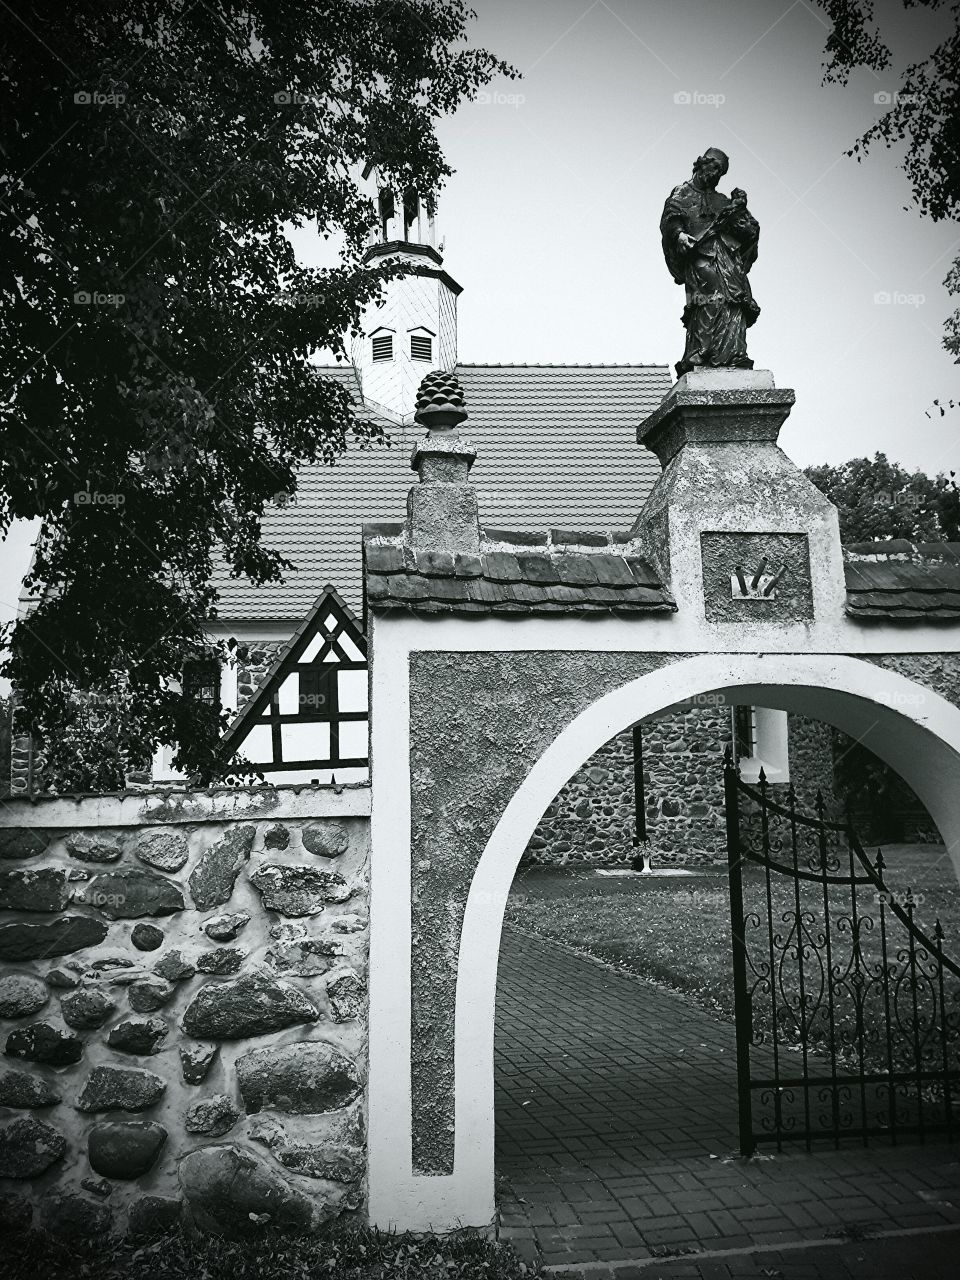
[1,0,958,641]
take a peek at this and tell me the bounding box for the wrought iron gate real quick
[724,753,960,1154]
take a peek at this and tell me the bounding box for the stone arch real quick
[450,652,960,1221]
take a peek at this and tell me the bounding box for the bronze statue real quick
[660,148,760,377]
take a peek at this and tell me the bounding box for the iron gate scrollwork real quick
[724,752,960,1155]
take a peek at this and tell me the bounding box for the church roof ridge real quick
[453,361,671,370]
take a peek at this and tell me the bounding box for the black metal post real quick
[725,753,755,1156]
[631,723,647,871]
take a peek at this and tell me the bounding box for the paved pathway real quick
[494,928,960,1278]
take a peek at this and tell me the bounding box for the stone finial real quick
[407,368,480,554]
[414,369,468,433]
[410,368,476,483]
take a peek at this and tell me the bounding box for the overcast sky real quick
[2,0,957,639]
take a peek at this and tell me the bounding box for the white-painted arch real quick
[370,650,960,1232]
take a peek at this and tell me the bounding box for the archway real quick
[450,653,960,1225]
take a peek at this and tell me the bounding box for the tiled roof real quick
[364,526,675,616]
[211,363,671,622]
[844,542,960,620]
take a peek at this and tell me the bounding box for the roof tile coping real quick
[843,540,960,562]
[362,521,660,568]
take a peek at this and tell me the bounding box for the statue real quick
[660,147,760,377]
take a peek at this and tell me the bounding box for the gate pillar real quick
[633,369,846,627]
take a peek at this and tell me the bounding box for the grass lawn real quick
[505,845,960,1072]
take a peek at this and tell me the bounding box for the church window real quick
[372,333,393,362]
[734,705,756,760]
[183,657,220,710]
[410,334,432,361]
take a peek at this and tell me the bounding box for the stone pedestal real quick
[406,433,480,555]
[632,370,845,625]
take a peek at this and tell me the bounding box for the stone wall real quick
[524,702,942,869]
[0,785,369,1239]
[525,704,730,868]
[236,642,286,712]
[785,714,837,810]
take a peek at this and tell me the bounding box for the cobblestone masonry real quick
[236,641,286,712]
[0,788,369,1238]
[527,702,940,870]
[525,707,730,868]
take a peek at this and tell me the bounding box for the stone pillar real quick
[633,369,845,626]
[405,370,480,555]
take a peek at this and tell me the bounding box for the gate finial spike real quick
[875,848,885,874]
[936,918,945,942]
[815,789,825,817]
[758,766,767,788]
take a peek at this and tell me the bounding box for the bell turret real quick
[350,163,462,421]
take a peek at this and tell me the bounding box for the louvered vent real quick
[371,334,393,362]
[410,334,432,362]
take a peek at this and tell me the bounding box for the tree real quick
[0,2,513,791]
[814,0,960,363]
[805,451,960,541]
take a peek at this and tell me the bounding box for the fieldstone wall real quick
[526,732,634,865]
[236,642,286,712]
[0,785,369,1239]
[524,704,730,868]
[785,714,837,809]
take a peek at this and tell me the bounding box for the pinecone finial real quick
[414,369,467,432]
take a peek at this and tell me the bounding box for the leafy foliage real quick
[4,1224,546,1280]
[804,451,960,541]
[0,1,513,791]
[814,0,960,360]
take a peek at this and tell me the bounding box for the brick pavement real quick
[494,927,960,1277]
